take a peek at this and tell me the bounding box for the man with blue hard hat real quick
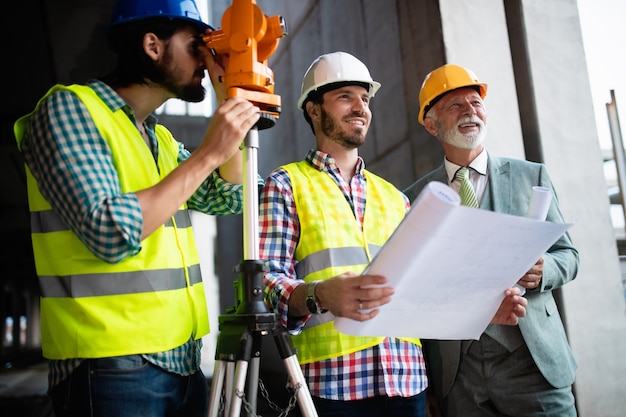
[13,0,261,416]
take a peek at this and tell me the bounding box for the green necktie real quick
[455,167,479,208]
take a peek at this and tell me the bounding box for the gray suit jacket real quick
[403,153,579,399]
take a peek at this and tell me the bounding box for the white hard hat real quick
[297,51,381,110]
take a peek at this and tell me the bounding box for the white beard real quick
[439,117,487,150]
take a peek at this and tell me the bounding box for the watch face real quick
[306,296,319,314]
[306,281,327,314]
[306,282,318,314]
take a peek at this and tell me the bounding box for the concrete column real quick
[439,0,626,415]
[520,1,626,415]
[439,0,525,159]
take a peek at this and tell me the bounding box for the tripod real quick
[207,122,318,417]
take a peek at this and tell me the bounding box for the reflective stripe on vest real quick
[283,161,420,364]
[30,207,192,234]
[39,264,202,298]
[14,84,209,359]
[303,310,335,329]
[295,244,381,278]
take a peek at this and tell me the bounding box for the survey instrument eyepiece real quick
[202,0,287,130]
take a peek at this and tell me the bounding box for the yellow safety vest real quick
[283,161,421,364]
[14,84,209,359]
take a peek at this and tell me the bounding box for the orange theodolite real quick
[202,0,287,129]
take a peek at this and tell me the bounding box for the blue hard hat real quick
[109,0,212,31]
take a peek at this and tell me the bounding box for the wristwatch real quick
[305,281,328,314]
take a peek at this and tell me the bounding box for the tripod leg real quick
[274,328,319,417]
[227,359,249,417]
[208,359,240,417]
[208,360,227,417]
[208,319,254,417]
[283,355,317,416]
[224,362,235,415]
[244,356,260,417]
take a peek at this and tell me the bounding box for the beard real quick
[438,116,487,150]
[155,47,206,103]
[320,107,367,149]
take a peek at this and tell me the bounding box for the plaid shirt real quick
[259,149,427,400]
[20,80,246,391]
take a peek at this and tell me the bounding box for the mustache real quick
[458,116,484,127]
[348,110,367,118]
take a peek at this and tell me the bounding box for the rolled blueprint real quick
[516,186,553,295]
[526,186,552,220]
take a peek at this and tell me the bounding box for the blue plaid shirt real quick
[20,80,247,391]
[259,149,427,400]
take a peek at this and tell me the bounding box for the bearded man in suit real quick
[404,64,579,417]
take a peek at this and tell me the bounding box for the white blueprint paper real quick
[334,181,572,340]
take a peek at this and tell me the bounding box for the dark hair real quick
[302,90,323,134]
[100,17,197,88]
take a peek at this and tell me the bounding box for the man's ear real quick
[423,116,438,137]
[305,101,320,121]
[143,33,161,61]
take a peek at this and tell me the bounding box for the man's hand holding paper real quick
[490,287,528,325]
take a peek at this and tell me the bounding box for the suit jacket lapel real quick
[433,165,448,184]
[485,153,512,214]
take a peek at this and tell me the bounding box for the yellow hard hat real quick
[417,64,488,125]
[297,52,381,110]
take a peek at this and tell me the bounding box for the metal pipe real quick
[607,90,626,234]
